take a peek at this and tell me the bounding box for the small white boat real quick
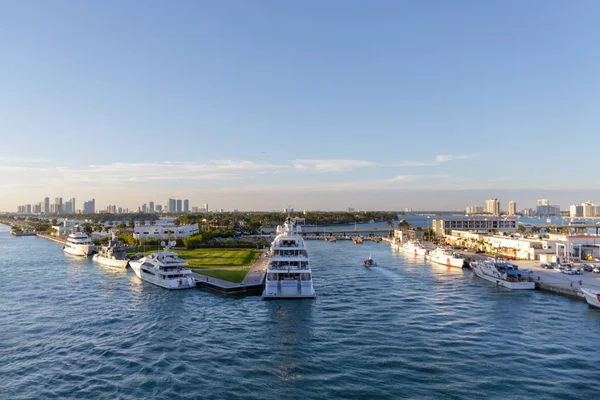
[363,254,376,267]
[471,261,535,290]
[581,287,600,308]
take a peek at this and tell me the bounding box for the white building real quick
[508,201,516,216]
[570,204,584,218]
[432,218,517,237]
[465,206,484,215]
[485,199,500,216]
[133,223,199,240]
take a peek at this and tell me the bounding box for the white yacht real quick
[63,231,95,257]
[581,287,600,308]
[263,210,316,300]
[400,240,427,256]
[93,233,129,268]
[471,261,535,289]
[129,241,195,289]
[426,247,466,268]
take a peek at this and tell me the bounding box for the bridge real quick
[300,228,392,237]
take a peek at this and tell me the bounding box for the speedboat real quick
[63,231,95,257]
[581,287,600,308]
[363,253,376,267]
[129,241,195,289]
[471,261,535,290]
[426,247,465,268]
[93,233,129,268]
[263,209,316,299]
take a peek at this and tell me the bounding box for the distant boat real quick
[363,254,376,267]
[546,218,552,223]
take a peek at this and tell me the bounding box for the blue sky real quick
[1,1,599,211]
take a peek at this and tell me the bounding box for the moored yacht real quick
[426,247,466,268]
[581,287,600,308]
[129,241,195,289]
[263,209,315,300]
[63,230,95,257]
[401,240,427,256]
[471,261,535,289]
[93,233,129,268]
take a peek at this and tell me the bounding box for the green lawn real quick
[177,248,260,268]
[193,268,249,283]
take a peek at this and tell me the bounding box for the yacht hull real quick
[426,255,465,268]
[472,265,535,290]
[400,246,427,256]
[63,245,95,257]
[262,281,316,299]
[130,261,195,290]
[93,254,129,268]
[581,288,600,308]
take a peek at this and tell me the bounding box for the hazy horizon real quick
[2,1,599,212]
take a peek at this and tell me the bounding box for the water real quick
[2,224,600,399]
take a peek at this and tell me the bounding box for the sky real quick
[1,0,600,212]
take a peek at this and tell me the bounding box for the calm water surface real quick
[2,224,600,399]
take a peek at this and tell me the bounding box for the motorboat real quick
[129,241,195,289]
[92,232,129,268]
[263,209,315,299]
[63,230,95,257]
[471,261,535,289]
[581,287,600,308]
[426,247,465,268]
[363,254,376,267]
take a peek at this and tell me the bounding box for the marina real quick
[3,223,600,399]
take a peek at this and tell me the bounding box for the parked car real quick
[593,267,600,273]
[573,268,583,275]
[475,250,484,254]
[540,263,549,269]
[583,264,594,272]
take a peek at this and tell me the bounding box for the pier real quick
[35,233,67,245]
[192,250,268,295]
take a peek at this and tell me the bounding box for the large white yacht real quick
[426,247,466,268]
[92,233,129,268]
[129,241,195,289]
[471,261,535,289]
[263,210,315,300]
[400,240,427,256]
[63,231,95,257]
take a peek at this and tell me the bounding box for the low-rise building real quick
[133,223,199,240]
[432,218,517,237]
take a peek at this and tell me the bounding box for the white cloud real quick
[294,159,375,172]
[0,156,49,163]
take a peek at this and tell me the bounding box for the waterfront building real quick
[536,204,561,217]
[149,201,154,213]
[582,201,600,218]
[508,201,516,216]
[432,217,517,237]
[570,204,584,218]
[83,199,95,214]
[466,205,484,215]
[168,198,176,213]
[133,223,199,240]
[485,198,500,216]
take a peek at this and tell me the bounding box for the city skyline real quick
[2,2,600,211]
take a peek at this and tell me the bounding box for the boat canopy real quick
[505,269,531,275]
[495,262,518,268]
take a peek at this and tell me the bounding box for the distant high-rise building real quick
[149,201,154,213]
[118,207,123,214]
[183,199,189,213]
[156,205,162,212]
[176,199,182,213]
[33,203,42,214]
[203,204,209,213]
[141,203,147,213]
[508,201,516,216]
[83,198,95,214]
[43,197,50,214]
[466,205,484,215]
[25,204,32,214]
[347,207,355,213]
[485,198,500,216]
[54,197,63,214]
[168,198,176,213]
[570,204,583,218]
[537,199,549,206]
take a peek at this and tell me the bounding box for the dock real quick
[35,233,67,244]
[192,250,269,295]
